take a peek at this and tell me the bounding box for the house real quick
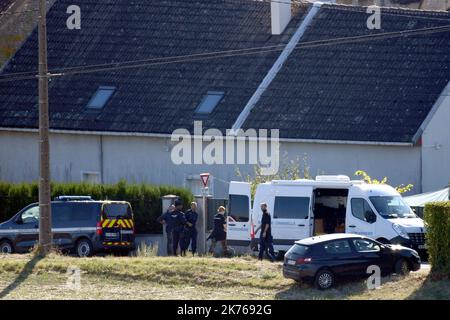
[0,0,449,198]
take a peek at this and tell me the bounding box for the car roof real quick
[295,233,366,245]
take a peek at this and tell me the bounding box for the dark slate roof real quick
[242,4,450,143]
[0,1,449,143]
[0,0,305,134]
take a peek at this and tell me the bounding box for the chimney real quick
[271,0,292,35]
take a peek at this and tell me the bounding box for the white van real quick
[226,175,426,256]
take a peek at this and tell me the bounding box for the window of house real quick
[82,171,101,184]
[195,91,224,115]
[87,86,116,109]
[273,196,310,219]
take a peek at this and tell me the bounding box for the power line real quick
[0,23,449,83]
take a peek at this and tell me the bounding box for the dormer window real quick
[195,91,224,115]
[87,86,116,109]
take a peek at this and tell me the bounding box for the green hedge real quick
[424,202,450,276]
[0,180,193,234]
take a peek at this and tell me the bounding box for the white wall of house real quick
[422,84,450,192]
[0,130,422,198]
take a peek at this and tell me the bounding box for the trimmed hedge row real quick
[424,202,450,276]
[0,180,193,234]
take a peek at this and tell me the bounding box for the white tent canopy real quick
[403,188,449,208]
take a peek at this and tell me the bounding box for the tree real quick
[236,153,311,198]
[354,170,414,194]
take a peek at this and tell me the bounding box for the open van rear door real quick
[270,185,313,251]
[227,181,252,247]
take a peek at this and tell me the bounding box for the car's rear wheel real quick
[394,258,410,276]
[314,269,335,290]
[76,239,93,257]
[0,240,13,254]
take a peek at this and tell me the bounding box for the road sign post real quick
[199,173,210,255]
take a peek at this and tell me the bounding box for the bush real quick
[424,202,450,276]
[0,180,193,234]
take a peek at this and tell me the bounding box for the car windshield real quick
[369,196,416,219]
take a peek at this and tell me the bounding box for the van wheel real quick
[395,259,410,276]
[314,269,335,290]
[76,239,93,257]
[0,240,14,254]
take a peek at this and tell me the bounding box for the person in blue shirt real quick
[171,199,187,256]
[183,201,199,256]
[158,200,187,256]
[255,202,275,262]
[157,204,176,256]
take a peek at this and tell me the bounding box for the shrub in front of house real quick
[0,180,193,234]
[424,202,450,277]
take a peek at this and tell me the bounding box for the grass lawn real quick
[0,253,448,300]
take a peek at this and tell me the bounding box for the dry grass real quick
[0,253,448,300]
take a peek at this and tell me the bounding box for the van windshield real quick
[369,196,416,219]
[103,203,132,218]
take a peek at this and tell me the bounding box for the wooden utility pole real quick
[38,0,52,255]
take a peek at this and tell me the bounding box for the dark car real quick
[282,233,421,290]
[0,196,135,257]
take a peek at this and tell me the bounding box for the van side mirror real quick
[15,216,23,224]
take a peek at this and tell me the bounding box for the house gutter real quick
[230,2,323,133]
[0,127,413,146]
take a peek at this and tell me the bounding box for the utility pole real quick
[38,0,52,255]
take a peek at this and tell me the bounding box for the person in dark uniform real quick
[184,201,198,256]
[157,204,176,256]
[171,199,187,256]
[255,202,275,262]
[208,206,229,257]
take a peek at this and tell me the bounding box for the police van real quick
[0,196,135,257]
[226,175,426,256]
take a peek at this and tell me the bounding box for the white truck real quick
[226,175,426,256]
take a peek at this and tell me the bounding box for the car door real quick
[346,198,377,238]
[14,204,40,252]
[227,182,251,247]
[320,239,366,276]
[51,203,76,249]
[350,238,386,275]
[271,186,313,249]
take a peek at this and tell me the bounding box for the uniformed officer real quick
[184,201,199,256]
[157,204,176,256]
[255,202,275,262]
[171,199,187,256]
[208,206,229,257]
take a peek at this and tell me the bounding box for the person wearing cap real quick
[184,201,199,256]
[157,204,176,256]
[255,202,275,262]
[208,206,229,257]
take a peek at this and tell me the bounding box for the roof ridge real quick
[322,2,450,15]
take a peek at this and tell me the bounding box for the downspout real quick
[100,135,104,184]
[230,2,323,133]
